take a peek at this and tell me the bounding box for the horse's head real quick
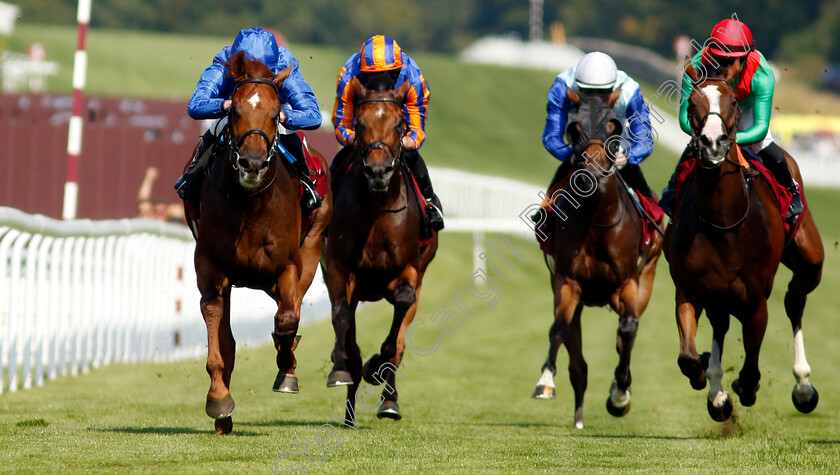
[684,62,741,167]
[564,87,623,195]
[225,51,292,189]
[352,78,411,193]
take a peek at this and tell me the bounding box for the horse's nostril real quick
[384,167,394,175]
[363,166,375,179]
[700,135,711,146]
[237,158,250,170]
[259,161,269,170]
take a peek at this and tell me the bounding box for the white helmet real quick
[574,52,617,89]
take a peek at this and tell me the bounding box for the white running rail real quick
[0,206,329,393]
[0,167,546,393]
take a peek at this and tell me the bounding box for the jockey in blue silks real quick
[175,27,323,211]
[542,51,656,198]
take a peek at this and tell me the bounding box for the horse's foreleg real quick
[704,310,732,422]
[732,299,768,407]
[606,280,639,417]
[200,279,236,429]
[272,264,301,393]
[782,213,823,413]
[533,277,581,403]
[326,263,357,387]
[565,303,586,429]
[676,288,706,390]
[364,267,420,421]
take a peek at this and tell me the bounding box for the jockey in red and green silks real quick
[661,18,802,219]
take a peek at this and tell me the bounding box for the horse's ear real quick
[349,76,366,97]
[566,87,581,107]
[606,88,621,108]
[273,64,293,89]
[228,51,248,81]
[394,80,412,102]
[685,61,701,84]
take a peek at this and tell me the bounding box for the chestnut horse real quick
[532,89,663,429]
[665,63,822,421]
[324,79,438,425]
[190,52,332,434]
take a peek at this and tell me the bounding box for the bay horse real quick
[323,78,438,425]
[665,63,823,421]
[532,89,663,429]
[190,51,332,434]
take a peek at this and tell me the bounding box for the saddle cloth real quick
[534,174,661,256]
[673,146,804,237]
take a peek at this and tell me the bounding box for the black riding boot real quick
[174,129,215,201]
[280,134,322,212]
[406,152,444,231]
[758,142,803,219]
[659,146,694,217]
[619,164,655,199]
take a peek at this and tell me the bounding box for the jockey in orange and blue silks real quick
[542,51,656,199]
[176,27,323,211]
[331,35,443,231]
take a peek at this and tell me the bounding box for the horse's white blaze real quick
[700,85,724,143]
[537,367,555,388]
[707,338,727,407]
[248,92,261,109]
[792,329,812,386]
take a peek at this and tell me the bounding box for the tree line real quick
[17,0,840,63]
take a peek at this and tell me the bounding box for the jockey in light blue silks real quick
[542,51,656,198]
[175,27,323,211]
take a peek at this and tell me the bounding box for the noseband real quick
[691,81,741,169]
[356,97,406,170]
[226,78,284,172]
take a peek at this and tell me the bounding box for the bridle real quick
[355,97,406,172]
[689,79,751,230]
[690,79,742,170]
[355,96,411,213]
[216,78,284,196]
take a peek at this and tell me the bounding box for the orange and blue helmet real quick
[359,35,404,73]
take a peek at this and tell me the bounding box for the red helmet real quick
[708,19,753,57]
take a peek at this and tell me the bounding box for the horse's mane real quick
[224,51,274,81]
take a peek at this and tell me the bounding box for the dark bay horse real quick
[665,63,823,421]
[324,79,438,425]
[190,52,332,434]
[532,89,663,429]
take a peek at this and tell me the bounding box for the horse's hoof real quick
[376,400,402,420]
[206,394,235,419]
[326,370,353,387]
[362,354,384,386]
[532,385,556,399]
[606,397,631,417]
[792,384,819,414]
[606,382,631,417]
[732,379,758,407]
[707,392,733,422]
[214,416,233,435]
[273,373,299,393]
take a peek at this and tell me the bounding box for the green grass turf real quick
[2,227,839,473]
[3,24,840,473]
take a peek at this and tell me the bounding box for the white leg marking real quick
[792,329,811,386]
[707,338,728,407]
[248,92,261,109]
[575,420,584,430]
[609,385,631,408]
[537,367,555,388]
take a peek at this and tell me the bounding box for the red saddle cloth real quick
[673,146,805,237]
[298,132,328,200]
[533,178,661,256]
